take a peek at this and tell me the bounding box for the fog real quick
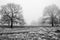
[0,0,60,25]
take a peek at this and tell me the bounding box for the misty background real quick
[0,0,60,25]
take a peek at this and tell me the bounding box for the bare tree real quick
[39,4,60,26]
[0,3,25,28]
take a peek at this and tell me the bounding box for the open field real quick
[0,27,60,40]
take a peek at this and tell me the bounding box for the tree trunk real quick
[11,18,13,28]
[52,18,54,26]
[11,11,13,28]
[51,14,54,27]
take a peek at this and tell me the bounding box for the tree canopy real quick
[38,4,60,26]
[0,3,25,28]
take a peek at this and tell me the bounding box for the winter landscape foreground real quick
[0,27,60,40]
[0,1,60,40]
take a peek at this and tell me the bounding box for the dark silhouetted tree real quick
[0,3,25,28]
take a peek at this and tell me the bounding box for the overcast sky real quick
[0,0,60,25]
